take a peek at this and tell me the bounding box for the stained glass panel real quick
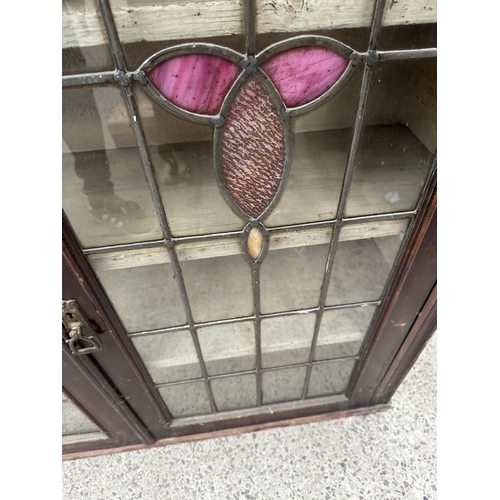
[220,77,286,219]
[149,54,241,115]
[261,46,349,108]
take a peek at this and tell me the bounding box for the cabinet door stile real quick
[63,216,174,443]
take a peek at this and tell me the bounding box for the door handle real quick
[62,300,103,355]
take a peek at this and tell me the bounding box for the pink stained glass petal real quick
[148,54,241,115]
[221,78,286,219]
[261,46,349,108]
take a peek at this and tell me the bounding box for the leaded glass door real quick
[62,0,436,447]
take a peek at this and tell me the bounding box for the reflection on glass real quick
[63,85,163,247]
[62,0,114,75]
[198,322,255,376]
[158,382,211,418]
[211,374,257,412]
[91,257,186,332]
[260,229,332,314]
[262,366,307,405]
[62,400,101,437]
[265,67,362,228]
[134,84,243,236]
[307,359,357,398]
[345,59,436,217]
[132,331,201,384]
[179,247,253,323]
[261,315,315,368]
[326,227,407,306]
[315,306,376,361]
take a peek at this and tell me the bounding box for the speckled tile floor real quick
[62,333,436,499]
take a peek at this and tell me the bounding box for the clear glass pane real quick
[178,242,253,323]
[307,359,357,398]
[315,305,377,361]
[63,84,163,248]
[198,322,255,376]
[62,0,114,75]
[326,222,408,306]
[62,401,102,437]
[260,228,332,314]
[132,331,201,384]
[89,252,186,332]
[264,66,362,227]
[345,59,436,217]
[158,382,211,418]
[262,366,307,405]
[261,315,315,368]
[378,23,437,51]
[109,0,246,68]
[133,83,244,237]
[211,374,257,412]
[381,1,437,29]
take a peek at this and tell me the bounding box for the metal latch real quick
[62,300,103,355]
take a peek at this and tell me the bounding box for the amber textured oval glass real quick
[62,85,163,248]
[344,59,436,217]
[88,248,187,332]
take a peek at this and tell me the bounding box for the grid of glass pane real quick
[62,0,436,420]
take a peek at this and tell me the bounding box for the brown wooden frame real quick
[62,168,436,460]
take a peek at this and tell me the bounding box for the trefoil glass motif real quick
[139,37,357,263]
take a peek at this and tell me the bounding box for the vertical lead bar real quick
[252,263,263,406]
[245,0,260,405]
[245,0,256,56]
[96,0,218,414]
[301,0,388,400]
[97,0,127,71]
